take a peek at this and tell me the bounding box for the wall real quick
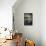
[0,0,16,29]
[40,0,46,46]
[13,0,41,46]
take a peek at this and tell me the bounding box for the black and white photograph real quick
[24,13,33,25]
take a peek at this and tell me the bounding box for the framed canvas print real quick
[24,13,33,25]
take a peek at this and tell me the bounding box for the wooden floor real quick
[0,39,16,46]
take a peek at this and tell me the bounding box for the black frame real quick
[24,13,33,25]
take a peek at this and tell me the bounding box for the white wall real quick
[40,0,46,46]
[0,0,16,29]
[13,0,41,46]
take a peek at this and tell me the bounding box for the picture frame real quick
[24,13,33,25]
